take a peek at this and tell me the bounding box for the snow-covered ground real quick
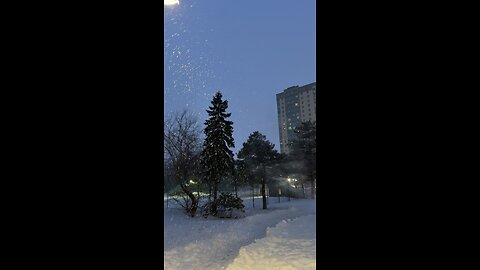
[164,197,316,270]
[226,215,316,270]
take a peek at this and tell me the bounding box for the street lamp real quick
[164,0,179,5]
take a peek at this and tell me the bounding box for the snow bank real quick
[164,199,316,270]
[226,215,316,270]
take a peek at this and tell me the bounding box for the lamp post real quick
[265,185,270,206]
[278,186,281,203]
[166,187,169,209]
[287,177,298,200]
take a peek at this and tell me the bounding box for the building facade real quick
[276,82,316,154]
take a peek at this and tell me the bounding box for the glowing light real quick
[164,0,179,5]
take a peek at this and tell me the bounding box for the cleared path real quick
[164,199,315,270]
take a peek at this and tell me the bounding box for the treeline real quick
[164,91,316,217]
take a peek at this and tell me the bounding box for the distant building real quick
[276,82,316,154]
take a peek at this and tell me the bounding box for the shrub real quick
[201,192,245,218]
[217,192,245,211]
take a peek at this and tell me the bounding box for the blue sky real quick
[164,0,316,154]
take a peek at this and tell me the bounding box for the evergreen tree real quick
[232,159,245,197]
[234,158,260,207]
[201,91,235,215]
[290,121,316,199]
[238,131,280,209]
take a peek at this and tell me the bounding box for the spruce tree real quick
[202,91,235,214]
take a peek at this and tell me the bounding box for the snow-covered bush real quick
[217,192,245,211]
[201,192,245,218]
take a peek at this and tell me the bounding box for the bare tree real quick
[164,110,202,217]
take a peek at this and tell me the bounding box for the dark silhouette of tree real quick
[238,131,280,209]
[290,121,316,199]
[232,159,245,197]
[164,110,202,217]
[201,91,235,215]
[233,158,260,207]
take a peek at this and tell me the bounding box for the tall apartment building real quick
[276,82,316,154]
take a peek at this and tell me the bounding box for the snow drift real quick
[226,215,316,270]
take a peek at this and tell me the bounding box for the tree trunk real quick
[261,181,267,209]
[234,180,238,197]
[212,178,218,214]
[262,164,267,209]
[180,183,197,217]
[252,184,255,208]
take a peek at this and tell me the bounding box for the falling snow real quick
[164,5,220,122]
[164,2,317,269]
